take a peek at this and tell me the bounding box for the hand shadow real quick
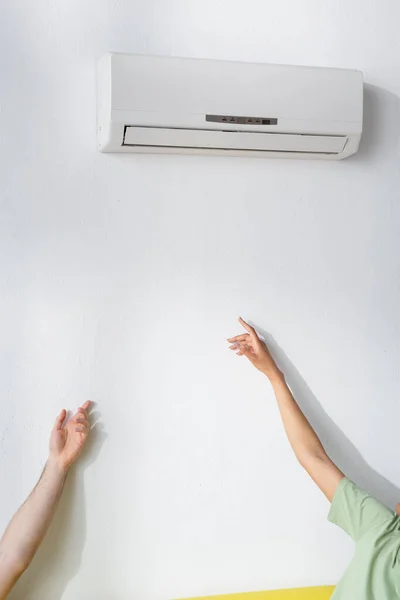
[256,326,400,510]
[9,409,107,600]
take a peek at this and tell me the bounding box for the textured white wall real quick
[1,1,400,599]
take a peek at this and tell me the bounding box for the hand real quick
[49,401,92,470]
[227,317,283,382]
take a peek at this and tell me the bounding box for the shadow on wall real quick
[9,414,107,600]
[257,327,400,510]
[351,83,400,164]
[298,83,400,503]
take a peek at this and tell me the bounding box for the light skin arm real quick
[228,318,344,502]
[0,401,92,600]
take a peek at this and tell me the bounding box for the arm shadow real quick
[9,413,107,600]
[256,327,400,510]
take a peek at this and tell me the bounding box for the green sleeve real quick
[328,477,394,542]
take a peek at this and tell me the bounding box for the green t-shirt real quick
[329,477,400,599]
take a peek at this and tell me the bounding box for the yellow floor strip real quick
[178,586,335,600]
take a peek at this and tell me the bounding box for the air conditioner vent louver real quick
[122,126,348,155]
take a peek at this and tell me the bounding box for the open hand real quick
[227,318,283,382]
[49,401,92,470]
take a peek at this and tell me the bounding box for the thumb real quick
[53,409,67,431]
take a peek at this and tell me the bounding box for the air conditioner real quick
[98,53,363,160]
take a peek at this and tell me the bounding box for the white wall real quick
[1,1,400,599]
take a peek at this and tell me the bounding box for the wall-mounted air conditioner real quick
[98,53,363,160]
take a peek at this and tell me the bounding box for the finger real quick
[236,348,254,357]
[75,417,89,427]
[227,334,250,343]
[229,343,251,351]
[75,414,88,422]
[75,425,90,434]
[77,401,92,418]
[53,409,67,430]
[238,317,255,334]
[238,317,260,345]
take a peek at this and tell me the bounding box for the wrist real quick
[46,455,70,478]
[264,368,285,386]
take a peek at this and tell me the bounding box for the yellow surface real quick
[179,586,335,600]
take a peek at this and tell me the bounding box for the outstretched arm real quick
[228,319,343,501]
[0,401,92,600]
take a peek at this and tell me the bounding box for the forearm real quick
[269,373,326,464]
[0,401,91,599]
[268,372,344,500]
[0,458,68,593]
[228,318,343,501]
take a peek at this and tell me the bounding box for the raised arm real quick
[0,401,92,600]
[228,319,344,501]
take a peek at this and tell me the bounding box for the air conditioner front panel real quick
[123,126,347,154]
[111,54,362,124]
